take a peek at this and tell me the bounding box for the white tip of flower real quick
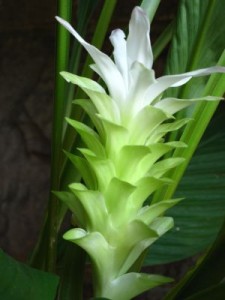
[110,29,128,88]
[127,6,153,69]
[55,16,69,29]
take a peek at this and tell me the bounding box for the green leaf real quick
[64,151,97,189]
[57,242,86,300]
[66,118,105,157]
[0,249,59,300]
[129,105,168,145]
[141,0,161,23]
[148,157,185,179]
[131,176,173,209]
[150,217,174,236]
[60,71,105,93]
[144,112,225,265]
[115,145,151,182]
[147,118,191,145]
[184,283,225,300]
[104,177,136,224]
[69,183,108,232]
[76,0,99,34]
[165,0,225,98]
[118,221,159,275]
[91,298,111,300]
[97,117,129,158]
[105,272,172,300]
[155,96,221,115]
[81,90,121,124]
[54,191,86,228]
[78,148,116,191]
[137,199,181,225]
[164,199,225,300]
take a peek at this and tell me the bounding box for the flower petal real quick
[144,66,225,105]
[130,176,172,209]
[128,105,169,145]
[110,29,128,89]
[137,199,181,225]
[63,228,115,293]
[155,96,222,115]
[69,183,109,232]
[117,220,158,275]
[147,118,191,144]
[60,71,105,93]
[56,16,126,102]
[78,148,116,192]
[147,157,185,178]
[115,145,151,182]
[105,177,136,224]
[65,151,97,189]
[127,7,153,69]
[107,273,172,300]
[66,118,105,157]
[149,217,174,236]
[127,62,156,113]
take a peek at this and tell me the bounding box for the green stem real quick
[30,0,72,271]
[152,21,174,60]
[47,0,72,272]
[57,243,86,300]
[141,0,161,23]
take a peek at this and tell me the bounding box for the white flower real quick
[56,6,224,119]
[55,6,225,299]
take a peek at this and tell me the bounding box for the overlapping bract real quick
[56,6,225,299]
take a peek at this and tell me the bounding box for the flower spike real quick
[56,6,225,299]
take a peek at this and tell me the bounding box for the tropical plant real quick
[1,1,225,299]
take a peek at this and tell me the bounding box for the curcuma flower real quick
[56,6,225,300]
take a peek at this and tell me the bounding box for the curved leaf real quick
[165,0,225,98]
[0,249,59,300]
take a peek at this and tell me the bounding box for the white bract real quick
[56,6,225,300]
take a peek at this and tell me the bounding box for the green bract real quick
[56,6,225,300]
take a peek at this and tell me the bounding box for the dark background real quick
[0,1,193,299]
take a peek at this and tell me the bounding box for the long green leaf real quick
[0,249,59,300]
[164,206,225,299]
[164,0,225,98]
[140,0,161,23]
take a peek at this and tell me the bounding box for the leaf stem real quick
[46,0,72,273]
[141,0,161,23]
[152,21,174,60]
[29,0,72,271]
